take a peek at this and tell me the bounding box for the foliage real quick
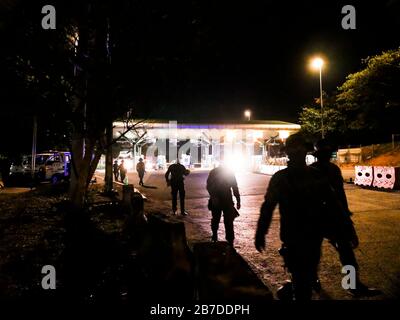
[299,93,345,137]
[336,48,400,134]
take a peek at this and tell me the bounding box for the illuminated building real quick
[111,120,301,171]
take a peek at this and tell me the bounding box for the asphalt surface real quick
[127,169,400,300]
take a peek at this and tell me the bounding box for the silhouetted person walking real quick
[136,158,145,186]
[113,160,119,181]
[255,133,357,300]
[206,165,241,246]
[311,139,379,296]
[119,160,127,183]
[165,160,190,215]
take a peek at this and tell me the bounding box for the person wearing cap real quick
[255,133,356,300]
[311,139,380,296]
[165,160,190,215]
[113,160,119,181]
[136,158,145,186]
[118,159,127,183]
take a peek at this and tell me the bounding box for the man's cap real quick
[284,133,313,152]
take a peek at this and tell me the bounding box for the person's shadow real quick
[142,184,158,189]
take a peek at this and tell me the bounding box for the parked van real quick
[10,151,71,184]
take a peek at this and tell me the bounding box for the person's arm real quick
[206,172,214,196]
[165,167,171,182]
[334,166,351,215]
[231,174,241,209]
[255,176,279,252]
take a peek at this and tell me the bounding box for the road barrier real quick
[354,166,374,186]
[354,166,400,189]
[372,166,400,189]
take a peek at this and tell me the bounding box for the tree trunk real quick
[104,121,114,193]
[69,133,96,209]
[86,149,102,188]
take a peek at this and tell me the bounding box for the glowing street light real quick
[244,110,251,121]
[311,57,324,70]
[310,56,325,138]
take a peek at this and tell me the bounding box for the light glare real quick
[311,57,324,70]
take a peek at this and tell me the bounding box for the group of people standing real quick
[113,159,127,183]
[113,158,146,186]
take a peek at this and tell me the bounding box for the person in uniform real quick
[206,165,241,246]
[311,139,379,296]
[136,158,145,186]
[165,160,190,215]
[119,160,127,183]
[255,133,358,300]
[113,160,119,181]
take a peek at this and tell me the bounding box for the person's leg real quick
[333,240,380,295]
[179,183,186,214]
[139,173,144,185]
[171,184,178,213]
[288,239,322,300]
[223,208,235,245]
[211,209,222,242]
[334,240,359,270]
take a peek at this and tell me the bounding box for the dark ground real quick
[1,169,399,302]
[132,169,400,300]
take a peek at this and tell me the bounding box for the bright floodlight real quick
[311,57,324,70]
[226,130,236,141]
[244,110,251,121]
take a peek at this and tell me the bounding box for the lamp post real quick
[311,57,325,138]
[244,110,251,121]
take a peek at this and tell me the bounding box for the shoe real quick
[211,234,218,243]
[181,211,188,216]
[172,210,177,215]
[348,282,382,297]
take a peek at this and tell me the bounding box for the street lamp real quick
[244,110,251,121]
[310,57,325,138]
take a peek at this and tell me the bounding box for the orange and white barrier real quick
[372,166,400,189]
[354,166,374,186]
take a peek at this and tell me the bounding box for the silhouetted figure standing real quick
[113,160,119,181]
[136,158,145,186]
[165,161,190,215]
[311,139,379,296]
[255,133,356,300]
[119,160,127,183]
[206,165,241,246]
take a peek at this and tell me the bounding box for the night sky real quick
[0,0,399,154]
[146,0,399,122]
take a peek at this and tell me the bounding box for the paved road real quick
[128,169,400,300]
